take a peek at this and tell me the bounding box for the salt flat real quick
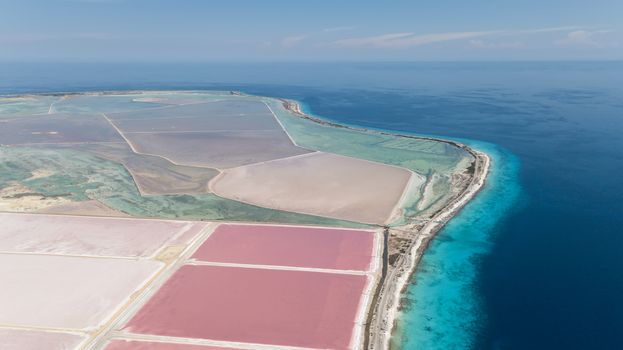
[210,152,413,224]
[125,130,310,168]
[108,99,312,169]
[0,329,84,350]
[0,213,206,257]
[0,114,123,145]
[0,254,161,330]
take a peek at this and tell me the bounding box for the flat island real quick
[0,91,489,350]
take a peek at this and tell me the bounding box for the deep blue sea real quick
[1,62,622,349]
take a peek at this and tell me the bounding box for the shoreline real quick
[2,90,490,349]
[279,98,490,350]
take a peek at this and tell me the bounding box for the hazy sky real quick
[1,0,621,62]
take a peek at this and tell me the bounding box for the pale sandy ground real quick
[210,152,413,225]
[0,254,161,330]
[415,173,439,211]
[0,329,84,350]
[37,199,131,217]
[0,213,204,257]
[0,182,70,212]
[0,170,74,213]
[26,168,55,180]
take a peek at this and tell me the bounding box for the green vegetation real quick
[264,98,474,223]
[0,96,58,117]
[0,91,473,227]
[0,146,364,227]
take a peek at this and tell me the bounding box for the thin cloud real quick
[555,30,615,47]
[385,31,494,48]
[281,35,308,47]
[327,26,591,49]
[469,39,525,49]
[68,0,129,3]
[323,26,356,32]
[0,33,112,44]
[329,32,415,47]
[518,26,583,34]
[279,27,355,48]
[330,31,492,48]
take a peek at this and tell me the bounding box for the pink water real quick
[125,265,367,349]
[105,340,237,350]
[192,224,375,271]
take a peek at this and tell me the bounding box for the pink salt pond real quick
[104,340,237,350]
[124,265,367,349]
[192,224,376,271]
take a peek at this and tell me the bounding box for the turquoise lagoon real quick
[393,140,521,349]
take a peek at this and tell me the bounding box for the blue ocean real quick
[2,62,622,349]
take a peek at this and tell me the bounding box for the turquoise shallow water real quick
[302,97,524,348]
[394,141,522,349]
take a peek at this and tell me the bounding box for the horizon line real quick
[1,59,622,64]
